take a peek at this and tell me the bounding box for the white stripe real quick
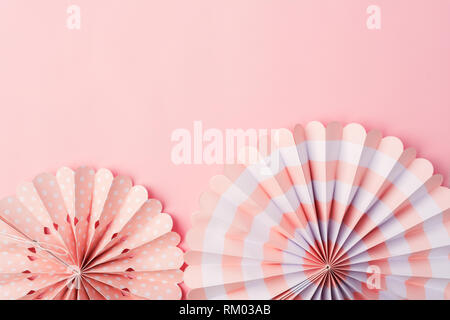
[250,141,403,180]
[424,278,448,299]
[384,275,407,298]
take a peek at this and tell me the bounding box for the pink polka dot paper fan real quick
[0,166,183,300]
[185,121,450,300]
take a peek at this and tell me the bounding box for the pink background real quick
[0,1,449,296]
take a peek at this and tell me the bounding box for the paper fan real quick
[0,166,183,300]
[185,121,450,300]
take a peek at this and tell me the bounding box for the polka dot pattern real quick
[87,169,114,250]
[90,232,183,273]
[86,271,183,300]
[82,276,144,300]
[19,278,72,300]
[33,173,77,261]
[80,278,107,300]
[0,197,62,251]
[86,175,132,260]
[0,167,183,300]
[74,166,96,259]
[55,167,75,220]
[91,203,174,266]
[91,185,148,260]
[16,182,55,234]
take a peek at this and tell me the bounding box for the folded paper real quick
[0,166,183,300]
[185,121,450,300]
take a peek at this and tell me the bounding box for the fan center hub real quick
[69,265,82,277]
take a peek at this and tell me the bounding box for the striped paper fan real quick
[0,166,183,300]
[185,121,450,300]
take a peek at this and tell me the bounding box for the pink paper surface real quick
[0,1,449,297]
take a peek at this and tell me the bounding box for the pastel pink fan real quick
[0,167,183,300]
[185,121,450,300]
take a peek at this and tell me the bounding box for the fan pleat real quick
[185,121,450,300]
[0,167,183,300]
